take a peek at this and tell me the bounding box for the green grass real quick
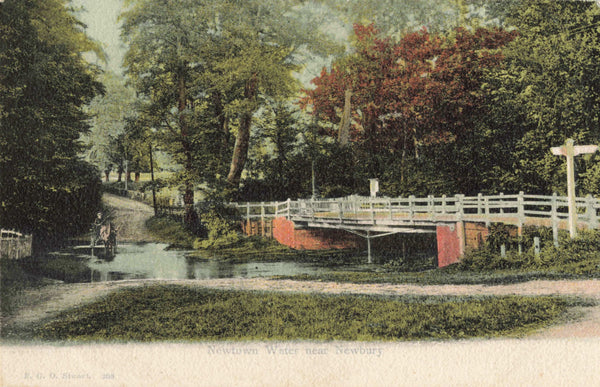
[24,285,571,342]
[1,255,92,317]
[273,268,588,286]
[18,255,92,283]
[145,216,196,249]
[189,236,365,265]
[0,259,54,316]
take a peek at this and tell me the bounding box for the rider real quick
[93,212,105,242]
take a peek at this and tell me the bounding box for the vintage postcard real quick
[2,0,600,385]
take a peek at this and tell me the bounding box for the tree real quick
[82,71,138,181]
[482,0,600,194]
[0,0,104,247]
[121,0,337,208]
[241,101,312,200]
[302,23,515,194]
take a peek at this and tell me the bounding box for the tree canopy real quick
[0,0,104,246]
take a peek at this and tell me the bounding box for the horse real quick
[95,223,117,257]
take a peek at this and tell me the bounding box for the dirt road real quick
[102,193,157,243]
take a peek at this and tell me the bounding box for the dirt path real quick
[3,278,600,338]
[102,193,157,243]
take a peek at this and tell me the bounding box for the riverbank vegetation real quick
[23,286,573,342]
[278,229,600,285]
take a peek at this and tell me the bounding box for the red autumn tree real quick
[302,24,516,160]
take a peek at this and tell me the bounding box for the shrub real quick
[145,216,196,249]
[194,209,240,249]
[460,229,600,275]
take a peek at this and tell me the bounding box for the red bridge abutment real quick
[272,217,362,250]
[437,222,491,267]
[266,217,490,267]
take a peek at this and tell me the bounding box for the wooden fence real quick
[0,229,33,260]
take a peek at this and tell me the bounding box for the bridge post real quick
[428,195,435,221]
[484,196,490,227]
[551,193,559,248]
[260,202,266,236]
[367,231,372,264]
[455,194,465,256]
[586,194,597,230]
[517,191,525,254]
[441,195,447,214]
[246,202,251,234]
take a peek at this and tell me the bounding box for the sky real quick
[73,0,127,74]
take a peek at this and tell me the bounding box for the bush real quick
[460,229,600,275]
[145,216,196,249]
[194,211,240,249]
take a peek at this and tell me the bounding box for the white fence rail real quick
[232,192,600,231]
[0,229,33,260]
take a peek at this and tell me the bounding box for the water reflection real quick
[81,243,339,282]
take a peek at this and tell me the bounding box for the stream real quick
[63,243,359,282]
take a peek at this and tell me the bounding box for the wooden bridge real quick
[234,192,600,266]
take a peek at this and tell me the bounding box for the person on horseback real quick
[93,211,105,243]
[91,211,117,256]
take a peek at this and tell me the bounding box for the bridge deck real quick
[234,192,600,234]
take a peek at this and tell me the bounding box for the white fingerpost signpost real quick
[551,139,598,238]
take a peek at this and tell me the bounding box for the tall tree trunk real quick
[104,171,110,182]
[338,89,352,147]
[227,73,258,190]
[177,68,198,229]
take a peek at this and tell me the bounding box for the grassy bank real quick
[145,215,365,264]
[274,269,587,286]
[145,216,196,249]
[25,285,572,342]
[1,255,92,317]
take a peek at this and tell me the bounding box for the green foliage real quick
[0,259,50,316]
[18,255,92,283]
[0,0,104,246]
[121,0,337,196]
[145,216,196,249]
[193,210,240,249]
[32,286,568,341]
[480,0,600,194]
[460,229,600,275]
[192,201,242,249]
[81,72,140,177]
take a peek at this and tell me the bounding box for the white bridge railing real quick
[233,192,600,231]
